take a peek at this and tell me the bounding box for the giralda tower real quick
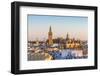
[48,26,53,46]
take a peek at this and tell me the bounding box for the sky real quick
[27,15,88,41]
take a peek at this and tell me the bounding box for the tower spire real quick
[49,26,52,32]
[66,32,69,40]
[48,26,53,46]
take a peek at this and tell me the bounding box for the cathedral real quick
[47,26,81,49]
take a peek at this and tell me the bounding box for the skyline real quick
[27,15,88,41]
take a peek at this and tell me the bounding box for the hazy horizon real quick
[27,15,88,41]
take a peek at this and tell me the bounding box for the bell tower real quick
[48,26,53,46]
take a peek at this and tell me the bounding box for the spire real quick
[49,26,52,32]
[48,26,53,46]
[66,32,69,40]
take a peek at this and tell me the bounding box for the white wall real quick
[0,0,99,76]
